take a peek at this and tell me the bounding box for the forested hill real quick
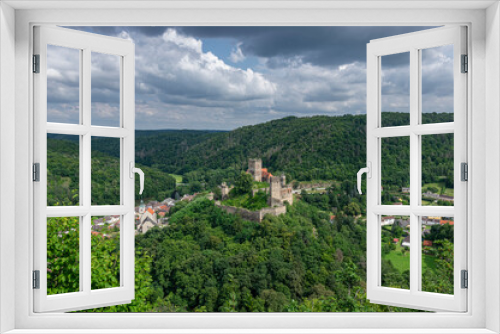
[126,112,453,182]
[47,138,177,206]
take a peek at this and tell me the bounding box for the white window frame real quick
[1,1,499,333]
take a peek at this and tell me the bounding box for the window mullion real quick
[82,47,92,294]
[409,47,420,294]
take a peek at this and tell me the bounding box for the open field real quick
[383,244,438,274]
[169,174,183,183]
[422,182,454,197]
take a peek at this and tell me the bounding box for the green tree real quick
[232,172,253,196]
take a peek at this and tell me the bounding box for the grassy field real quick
[222,191,269,211]
[422,182,454,197]
[169,174,183,183]
[253,181,269,189]
[383,244,438,274]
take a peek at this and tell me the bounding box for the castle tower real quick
[280,174,286,187]
[269,176,283,207]
[248,158,262,182]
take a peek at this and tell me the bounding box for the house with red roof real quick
[440,220,454,225]
[423,240,433,247]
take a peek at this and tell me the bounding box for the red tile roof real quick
[423,240,433,246]
[440,220,454,225]
[261,168,273,178]
[147,208,154,215]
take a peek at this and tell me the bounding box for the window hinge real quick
[33,270,40,289]
[33,163,40,182]
[461,270,468,289]
[461,54,468,73]
[33,54,40,73]
[461,162,468,181]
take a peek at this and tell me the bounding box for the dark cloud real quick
[178,26,436,67]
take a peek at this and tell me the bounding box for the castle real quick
[216,158,294,222]
[247,158,294,206]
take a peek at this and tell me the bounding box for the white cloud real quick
[261,60,367,117]
[229,43,246,63]
[136,29,277,108]
[162,28,202,53]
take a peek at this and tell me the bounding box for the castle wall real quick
[260,206,287,218]
[215,202,287,222]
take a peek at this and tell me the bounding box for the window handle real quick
[129,162,144,195]
[357,162,371,195]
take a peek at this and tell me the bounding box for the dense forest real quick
[46,112,455,313]
[49,188,453,312]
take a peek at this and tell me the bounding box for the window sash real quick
[366,26,467,312]
[32,25,136,313]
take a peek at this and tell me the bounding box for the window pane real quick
[381,52,410,127]
[91,137,121,206]
[91,216,121,290]
[91,52,121,127]
[421,133,454,206]
[381,215,410,289]
[47,216,80,295]
[421,45,454,124]
[421,216,454,294]
[47,45,80,124]
[47,134,80,206]
[381,136,410,205]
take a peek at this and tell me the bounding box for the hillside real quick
[128,112,454,188]
[47,137,176,206]
[49,112,454,203]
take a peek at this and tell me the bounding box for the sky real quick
[46,26,454,130]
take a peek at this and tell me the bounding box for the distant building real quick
[423,216,441,225]
[137,208,158,234]
[402,187,410,193]
[398,219,410,228]
[92,218,105,231]
[162,198,176,207]
[402,235,410,248]
[440,219,454,226]
[381,216,395,226]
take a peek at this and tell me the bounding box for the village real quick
[90,193,199,237]
[381,215,454,250]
